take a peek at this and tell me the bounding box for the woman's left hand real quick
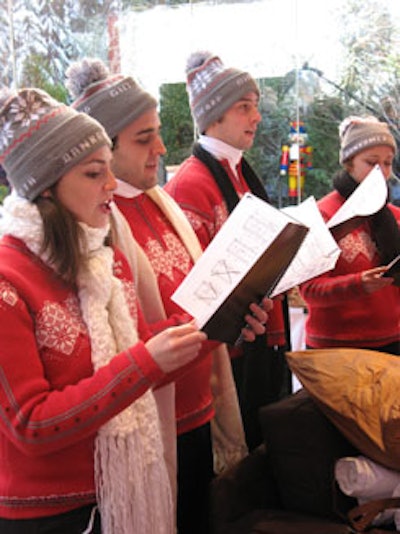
[361,266,394,294]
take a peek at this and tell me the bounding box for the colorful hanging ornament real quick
[280,121,312,205]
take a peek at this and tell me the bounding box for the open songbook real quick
[171,165,388,344]
[271,196,340,297]
[172,193,331,344]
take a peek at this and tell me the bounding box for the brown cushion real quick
[210,444,281,529]
[286,348,400,471]
[259,389,357,519]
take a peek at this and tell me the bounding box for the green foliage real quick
[159,82,194,166]
[0,185,10,205]
[19,53,69,102]
[303,96,345,200]
[43,83,69,103]
[247,79,294,206]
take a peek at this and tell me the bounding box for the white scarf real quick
[111,188,248,474]
[0,191,174,534]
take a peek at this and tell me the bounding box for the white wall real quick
[119,0,346,97]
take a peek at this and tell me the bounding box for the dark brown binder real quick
[202,222,309,344]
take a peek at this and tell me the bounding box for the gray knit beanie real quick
[0,87,111,201]
[339,115,397,165]
[185,51,260,133]
[66,58,157,139]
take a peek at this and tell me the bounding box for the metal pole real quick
[294,0,301,204]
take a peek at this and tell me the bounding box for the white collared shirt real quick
[199,135,243,180]
[115,179,143,199]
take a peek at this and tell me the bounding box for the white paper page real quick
[327,165,387,229]
[171,193,297,328]
[271,196,341,297]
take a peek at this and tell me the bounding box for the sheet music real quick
[171,193,303,328]
[271,196,341,297]
[172,167,387,330]
[327,165,387,229]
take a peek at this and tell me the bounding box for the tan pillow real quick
[286,348,400,471]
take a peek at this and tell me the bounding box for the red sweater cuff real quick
[126,341,165,384]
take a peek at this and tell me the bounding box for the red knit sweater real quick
[114,192,216,435]
[165,155,286,348]
[0,235,168,519]
[300,191,400,348]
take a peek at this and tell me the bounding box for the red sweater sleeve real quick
[300,270,366,307]
[0,289,165,457]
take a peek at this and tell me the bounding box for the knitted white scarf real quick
[111,188,248,473]
[0,191,174,534]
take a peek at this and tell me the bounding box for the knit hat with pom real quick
[0,87,110,201]
[339,115,397,165]
[185,51,260,133]
[66,58,157,139]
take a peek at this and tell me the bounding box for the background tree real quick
[160,82,194,166]
[6,0,80,89]
[0,0,112,92]
[247,78,295,206]
[339,0,400,122]
[304,96,344,199]
[338,0,400,181]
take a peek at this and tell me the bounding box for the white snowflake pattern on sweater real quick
[182,202,228,242]
[340,230,377,263]
[0,279,18,308]
[144,232,192,281]
[36,295,87,356]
